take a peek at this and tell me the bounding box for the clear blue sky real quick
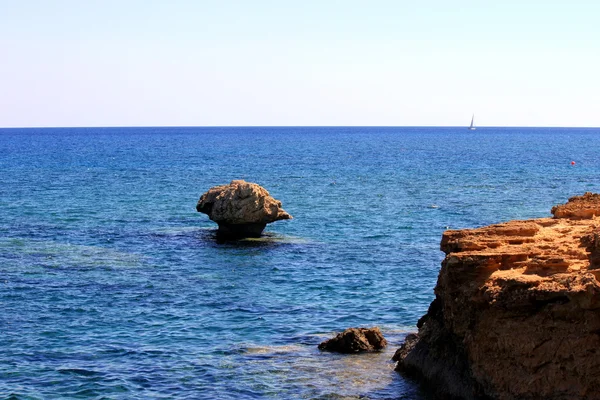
[1,0,599,127]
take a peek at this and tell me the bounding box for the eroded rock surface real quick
[196,180,292,238]
[318,327,387,353]
[551,192,600,219]
[395,193,600,399]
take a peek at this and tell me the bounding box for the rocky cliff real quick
[394,193,600,399]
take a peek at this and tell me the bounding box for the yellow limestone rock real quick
[394,194,600,399]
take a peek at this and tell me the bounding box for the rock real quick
[318,327,387,353]
[551,192,600,219]
[391,333,418,363]
[395,194,600,399]
[196,180,292,238]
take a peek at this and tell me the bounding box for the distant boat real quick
[468,114,476,130]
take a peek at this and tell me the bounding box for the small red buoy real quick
[571,161,576,165]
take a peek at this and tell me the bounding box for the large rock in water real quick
[196,180,292,238]
[394,193,600,399]
[318,327,387,353]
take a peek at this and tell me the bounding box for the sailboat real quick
[468,114,476,130]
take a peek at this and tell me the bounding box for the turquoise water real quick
[1,127,599,399]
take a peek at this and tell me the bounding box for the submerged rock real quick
[394,193,600,399]
[318,327,387,353]
[196,180,292,238]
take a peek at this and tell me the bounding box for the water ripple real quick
[2,127,600,398]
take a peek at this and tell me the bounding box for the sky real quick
[1,0,599,127]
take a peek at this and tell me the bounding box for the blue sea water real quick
[1,126,599,399]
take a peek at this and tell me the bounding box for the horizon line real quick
[1,125,600,129]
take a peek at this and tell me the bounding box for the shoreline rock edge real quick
[394,193,600,400]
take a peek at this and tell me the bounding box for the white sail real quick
[469,114,476,130]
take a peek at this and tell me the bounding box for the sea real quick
[1,126,599,399]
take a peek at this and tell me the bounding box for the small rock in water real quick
[318,327,387,353]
